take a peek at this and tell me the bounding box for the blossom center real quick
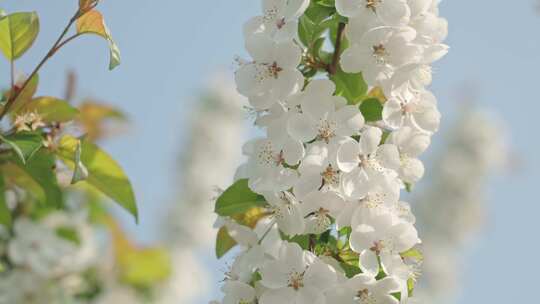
[366,0,382,12]
[268,61,283,79]
[372,44,389,64]
[288,271,305,290]
[356,288,377,304]
[317,119,337,143]
[276,17,286,29]
[321,165,340,187]
[257,142,284,166]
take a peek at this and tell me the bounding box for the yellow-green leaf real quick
[21,96,79,122]
[0,175,11,228]
[76,10,121,70]
[0,12,40,60]
[216,226,237,258]
[57,135,138,221]
[78,101,126,141]
[0,131,43,164]
[8,73,39,114]
[215,179,267,217]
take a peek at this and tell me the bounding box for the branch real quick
[327,22,346,75]
[0,10,83,120]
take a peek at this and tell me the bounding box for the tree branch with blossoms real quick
[212,0,449,304]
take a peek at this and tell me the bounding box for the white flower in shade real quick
[336,178,401,229]
[301,191,344,234]
[337,127,400,199]
[287,80,364,146]
[264,191,305,236]
[221,218,259,247]
[244,0,310,42]
[382,89,440,133]
[336,0,411,26]
[349,206,420,276]
[7,218,78,277]
[340,26,420,85]
[259,242,337,304]
[243,138,300,193]
[256,102,306,162]
[0,270,62,304]
[235,33,304,110]
[227,245,266,283]
[222,281,257,304]
[388,126,431,183]
[325,274,401,304]
[294,142,346,199]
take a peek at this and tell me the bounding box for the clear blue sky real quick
[1,1,539,303]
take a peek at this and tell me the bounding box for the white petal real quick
[359,250,380,276]
[359,126,382,155]
[335,0,363,17]
[336,137,360,173]
[287,113,317,142]
[376,144,401,171]
[334,105,365,136]
[275,41,302,68]
[283,137,305,165]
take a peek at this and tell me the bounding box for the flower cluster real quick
[215,0,448,303]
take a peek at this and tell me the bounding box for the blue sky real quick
[1,0,539,303]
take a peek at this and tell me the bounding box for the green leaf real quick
[401,248,423,261]
[316,0,335,7]
[340,262,362,278]
[407,278,415,296]
[56,226,81,245]
[12,151,63,207]
[71,139,89,184]
[0,174,11,228]
[21,97,79,122]
[9,73,39,114]
[359,98,383,122]
[298,2,334,48]
[57,135,138,221]
[0,12,40,60]
[0,131,43,164]
[214,179,266,217]
[76,10,121,70]
[331,68,367,105]
[216,226,237,258]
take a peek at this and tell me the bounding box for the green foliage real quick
[0,131,42,164]
[21,97,79,122]
[214,179,267,217]
[9,150,63,207]
[401,247,423,261]
[0,12,40,60]
[331,68,368,105]
[0,175,11,228]
[55,226,82,245]
[76,10,121,70]
[298,2,334,48]
[216,226,237,258]
[360,98,384,122]
[57,135,138,221]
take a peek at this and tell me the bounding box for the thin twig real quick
[327,22,346,75]
[0,10,82,120]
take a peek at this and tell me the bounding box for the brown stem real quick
[328,22,346,75]
[0,10,82,120]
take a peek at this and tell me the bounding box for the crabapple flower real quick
[388,126,431,183]
[336,0,411,26]
[264,191,306,236]
[287,80,364,147]
[235,33,304,110]
[301,191,344,234]
[341,26,420,84]
[222,281,257,304]
[325,274,401,304]
[243,138,300,193]
[244,0,310,42]
[350,206,420,275]
[259,242,337,304]
[382,89,440,133]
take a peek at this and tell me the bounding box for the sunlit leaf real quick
[366,86,387,103]
[401,248,423,261]
[359,98,383,122]
[216,226,237,258]
[0,175,11,228]
[0,131,43,164]
[21,96,79,122]
[215,179,267,217]
[331,68,367,105]
[57,135,138,221]
[0,12,40,60]
[2,73,39,114]
[4,151,62,207]
[76,10,121,70]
